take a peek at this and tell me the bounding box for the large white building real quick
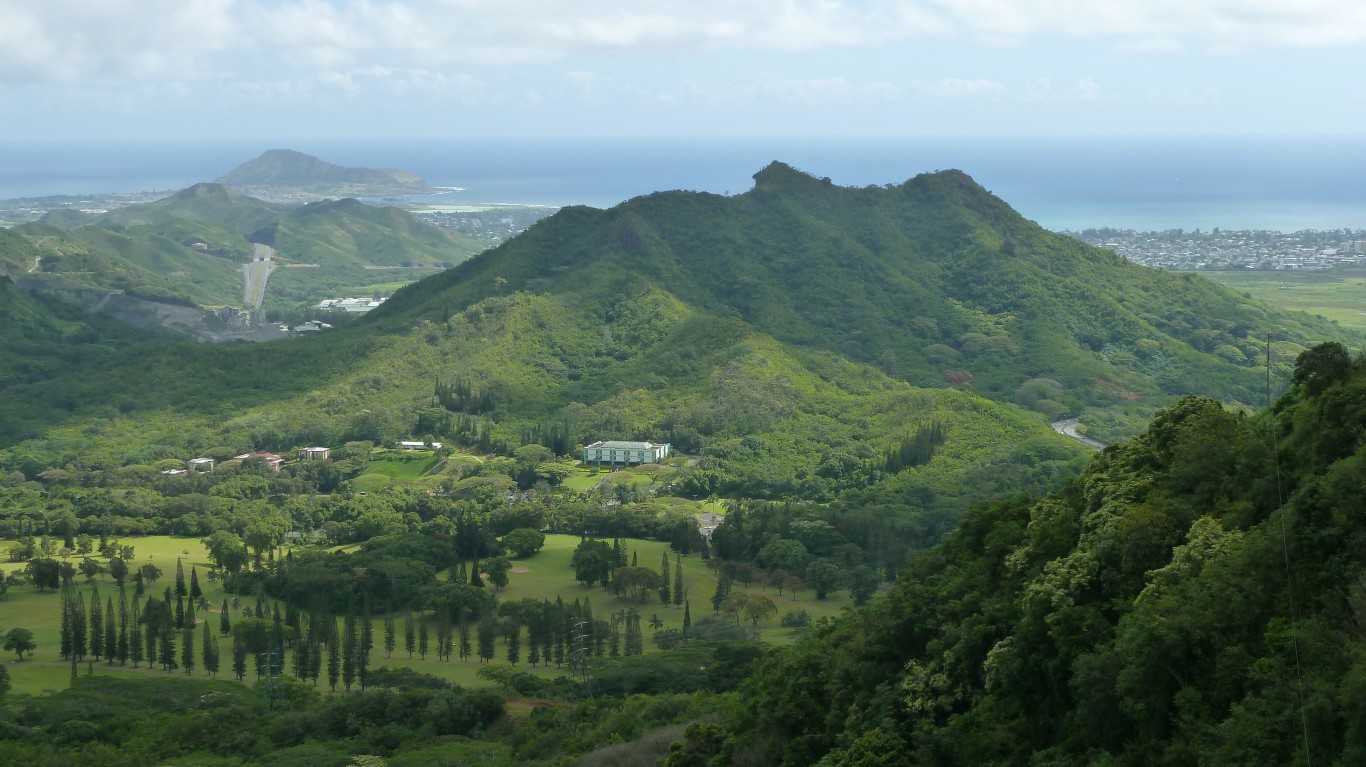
[583,440,671,466]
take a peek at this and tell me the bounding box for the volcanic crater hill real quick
[215,148,432,192]
[375,162,1346,436]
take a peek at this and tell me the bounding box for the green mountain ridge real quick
[15,183,484,310]
[0,164,1354,502]
[376,162,1350,439]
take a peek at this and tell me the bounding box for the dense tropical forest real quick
[2,165,1364,765]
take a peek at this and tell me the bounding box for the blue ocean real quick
[1,136,1363,232]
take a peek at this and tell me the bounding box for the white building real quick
[582,440,671,466]
[186,457,215,472]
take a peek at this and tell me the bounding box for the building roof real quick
[588,440,655,450]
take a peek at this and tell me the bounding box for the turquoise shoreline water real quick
[1,136,1363,232]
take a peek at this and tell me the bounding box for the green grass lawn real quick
[1,533,858,696]
[365,449,441,479]
[560,468,610,493]
[1198,270,1366,331]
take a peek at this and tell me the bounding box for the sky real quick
[1,0,1365,141]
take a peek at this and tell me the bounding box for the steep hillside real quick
[700,344,1366,766]
[0,274,155,440]
[13,184,485,310]
[0,164,1351,510]
[91,182,284,231]
[380,163,1346,438]
[13,221,238,306]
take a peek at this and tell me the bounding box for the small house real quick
[186,457,215,473]
[298,447,331,461]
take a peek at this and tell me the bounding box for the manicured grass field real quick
[365,449,441,479]
[1198,270,1366,331]
[1,533,854,696]
[560,468,611,493]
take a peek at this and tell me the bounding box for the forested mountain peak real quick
[750,160,830,192]
[91,182,282,230]
[375,164,1350,438]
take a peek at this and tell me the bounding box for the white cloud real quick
[4,0,1365,89]
[0,0,237,82]
[916,78,1007,98]
[764,77,901,104]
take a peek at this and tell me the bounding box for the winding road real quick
[1051,418,1106,451]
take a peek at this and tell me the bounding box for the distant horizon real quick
[3,134,1366,233]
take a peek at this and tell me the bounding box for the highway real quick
[243,243,276,308]
[1051,418,1107,451]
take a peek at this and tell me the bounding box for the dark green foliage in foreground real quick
[0,674,503,767]
[689,343,1366,766]
[0,654,727,766]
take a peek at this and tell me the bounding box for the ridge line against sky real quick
[0,0,1364,140]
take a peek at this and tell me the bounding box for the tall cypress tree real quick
[116,587,129,665]
[326,618,340,691]
[404,610,416,658]
[103,596,116,663]
[458,614,472,661]
[505,618,521,666]
[293,615,310,682]
[271,607,286,678]
[130,596,144,667]
[359,605,373,690]
[554,596,568,667]
[418,621,429,660]
[174,558,186,598]
[189,566,202,601]
[59,581,74,659]
[683,600,692,638]
[674,555,685,609]
[73,590,88,659]
[233,634,247,682]
[711,570,732,614]
[660,552,672,606]
[220,601,232,635]
[308,627,323,686]
[437,608,451,661]
[384,610,396,658]
[477,613,496,663]
[89,585,104,660]
[203,624,220,677]
[342,611,357,692]
[159,624,176,670]
[182,623,195,675]
[202,622,215,677]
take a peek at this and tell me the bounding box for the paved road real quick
[29,256,41,273]
[1051,418,1106,451]
[243,243,276,308]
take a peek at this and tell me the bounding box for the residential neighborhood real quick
[1069,227,1366,271]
